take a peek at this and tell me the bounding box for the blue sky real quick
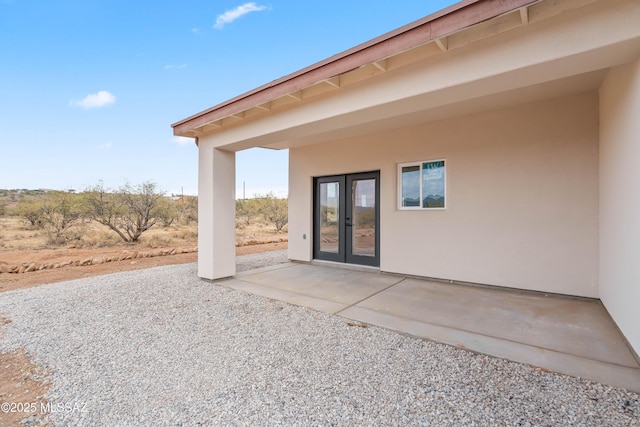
[0,0,457,197]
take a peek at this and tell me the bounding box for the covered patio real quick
[173,0,640,391]
[219,261,640,393]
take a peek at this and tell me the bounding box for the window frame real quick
[397,159,447,210]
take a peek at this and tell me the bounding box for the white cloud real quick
[214,2,267,29]
[99,141,113,150]
[171,136,193,146]
[69,90,116,109]
[164,64,187,70]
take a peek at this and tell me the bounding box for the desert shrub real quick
[253,192,288,233]
[156,197,178,228]
[15,199,44,227]
[38,191,84,245]
[177,196,198,225]
[83,181,168,243]
[236,199,259,225]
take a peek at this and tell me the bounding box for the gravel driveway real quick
[0,250,638,426]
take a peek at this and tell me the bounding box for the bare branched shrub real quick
[253,192,288,233]
[84,181,167,243]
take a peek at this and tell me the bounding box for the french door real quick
[313,171,380,267]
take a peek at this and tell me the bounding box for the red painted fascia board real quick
[172,0,537,135]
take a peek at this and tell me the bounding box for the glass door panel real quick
[314,176,345,263]
[319,182,340,254]
[351,179,376,257]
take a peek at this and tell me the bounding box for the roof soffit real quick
[172,0,542,137]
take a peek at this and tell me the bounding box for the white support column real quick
[198,143,236,280]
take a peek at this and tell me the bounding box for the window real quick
[398,159,446,210]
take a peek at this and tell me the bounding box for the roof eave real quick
[172,0,539,137]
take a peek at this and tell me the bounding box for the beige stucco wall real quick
[289,92,600,297]
[599,58,640,355]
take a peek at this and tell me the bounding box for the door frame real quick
[313,171,380,267]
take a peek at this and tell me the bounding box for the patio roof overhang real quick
[172,0,640,150]
[172,0,540,139]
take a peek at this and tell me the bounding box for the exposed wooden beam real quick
[435,37,448,52]
[372,59,387,72]
[230,111,245,119]
[286,92,302,101]
[520,6,529,24]
[322,76,341,88]
[201,121,222,133]
[255,102,272,111]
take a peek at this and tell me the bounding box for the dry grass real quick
[0,214,288,293]
[0,215,287,253]
[0,217,201,251]
[235,218,288,246]
[0,218,46,251]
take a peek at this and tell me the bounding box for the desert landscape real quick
[0,188,287,426]
[0,188,288,292]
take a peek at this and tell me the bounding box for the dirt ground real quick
[0,216,287,426]
[0,215,288,293]
[0,242,286,293]
[0,326,50,427]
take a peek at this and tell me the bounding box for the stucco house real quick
[173,0,640,358]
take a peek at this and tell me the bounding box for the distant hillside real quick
[424,195,444,208]
[401,195,444,208]
[0,189,56,212]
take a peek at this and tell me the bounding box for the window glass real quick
[319,182,339,253]
[422,160,445,208]
[401,165,420,207]
[398,160,446,210]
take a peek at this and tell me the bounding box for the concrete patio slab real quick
[220,278,349,314]
[341,301,640,392]
[234,263,403,306]
[219,262,640,392]
[346,278,638,368]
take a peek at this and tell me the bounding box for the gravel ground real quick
[235,249,289,273]
[0,253,638,426]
